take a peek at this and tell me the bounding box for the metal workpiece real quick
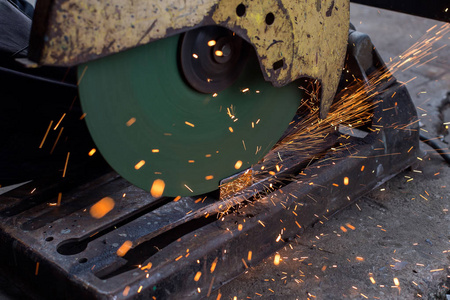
[29,0,349,117]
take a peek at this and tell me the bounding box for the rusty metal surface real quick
[29,0,349,117]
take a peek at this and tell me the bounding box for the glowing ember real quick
[141,262,152,270]
[77,66,88,85]
[90,197,115,219]
[57,192,62,206]
[274,253,281,265]
[207,40,216,47]
[62,152,70,178]
[122,286,130,296]
[205,175,214,180]
[211,257,218,273]
[117,240,132,257]
[134,160,145,170]
[344,177,349,185]
[88,148,96,156]
[184,184,194,193]
[234,160,243,169]
[194,271,202,281]
[185,121,195,127]
[54,113,66,130]
[50,127,64,154]
[39,120,53,148]
[393,277,400,286]
[126,117,136,126]
[151,179,165,197]
[346,223,356,230]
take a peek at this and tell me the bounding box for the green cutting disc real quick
[78,29,301,197]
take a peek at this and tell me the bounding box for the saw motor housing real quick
[29,0,350,118]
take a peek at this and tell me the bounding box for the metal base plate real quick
[0,79,420,299]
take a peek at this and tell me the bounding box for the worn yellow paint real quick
[32,0,349,117]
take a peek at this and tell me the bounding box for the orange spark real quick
[430,268,444,272]
[184,184,194,193]
[393,278,400,286]
[194,271,202,281]
[346,223,356,230]
[343,177,349,185]
[117,240,132,257]
[151,179,165,197]
[62,152,70,178]
[135,160,145,170]
[123,286,130,296]
[50,127,64,154]
[126,117,136,126]
[185,121,195,127]
[77,66,88,85]
[57,192,62,206]
[88,148,96,156]
[242,258,248,269]
[39,120,53,148]
[54,113,66,130]
[234,160,243,169]
[210,257,218,273]
[90,197,115,219]
[274,253,281,265]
